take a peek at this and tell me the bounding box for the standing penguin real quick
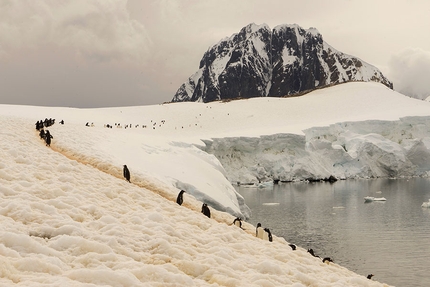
[256,223,264,239]
[44,130,53,146]
[233,217,242,228]
[201,203,211,218]
[263,228,273,242]
[123,165,130,182]
[39,129,45,139]
[176,190,185,205]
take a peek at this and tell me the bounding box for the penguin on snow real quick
[201,203,211,218]
[256,223,265,239]
[176,190,185,205]
[307,248,320,258]
[123,165,131,182]
[233,217,242,228]
[44,130,53,146]
[322,257,333,264]
[263,228,272,242]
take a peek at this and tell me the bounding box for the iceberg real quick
[364,196,387,202]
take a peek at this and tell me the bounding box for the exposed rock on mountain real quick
[172,23,392,103]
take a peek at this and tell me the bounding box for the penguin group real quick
[98,120,166,130]
[35,118,55,130]
[175,189,212,220]
[307,248,337,265]
[32,120,355,277]
[120,165,214,219]
[35,118,56,147]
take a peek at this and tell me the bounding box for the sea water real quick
[236,178,430,287]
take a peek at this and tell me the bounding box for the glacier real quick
[202,116,430,185]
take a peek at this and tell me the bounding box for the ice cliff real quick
[202,116,430,184]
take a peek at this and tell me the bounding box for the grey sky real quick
[0,0,429,108]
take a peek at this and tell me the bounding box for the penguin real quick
[263,228,272,242]
[307,248,320,258]
[289,244,296,251]
[176,190,185,205]
[123,165,131,182]
[39,129,45,139]
[44,130,53,146]
[201,203,211,218]
[322,257,333,264]
[233,217,242,228]
[367,274,374,280]
[256,223,264,239]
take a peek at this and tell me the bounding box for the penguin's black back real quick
[201,203,211,218]
[176,190,185,205]
[233,217,242,228]
[123,165,130,182]
[264,228,272,242]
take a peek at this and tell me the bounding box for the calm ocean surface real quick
[236,178,430,287]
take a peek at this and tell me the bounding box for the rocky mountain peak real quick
[172,23,392,103]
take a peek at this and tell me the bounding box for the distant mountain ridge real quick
[172,23,393,103]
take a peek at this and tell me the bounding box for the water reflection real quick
[236,178,430,287]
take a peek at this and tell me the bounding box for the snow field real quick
[0,113,391,286]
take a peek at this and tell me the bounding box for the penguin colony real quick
[34,118,376,281]
[35,118,56,147]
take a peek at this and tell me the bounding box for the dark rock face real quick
[172,23,393,103]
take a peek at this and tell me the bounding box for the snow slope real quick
[1,81,429,286]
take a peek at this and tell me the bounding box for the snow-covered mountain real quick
[172,23,393,103]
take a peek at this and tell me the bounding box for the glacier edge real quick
[201,116,430,184]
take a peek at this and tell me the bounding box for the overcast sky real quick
[1,0,429,108]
